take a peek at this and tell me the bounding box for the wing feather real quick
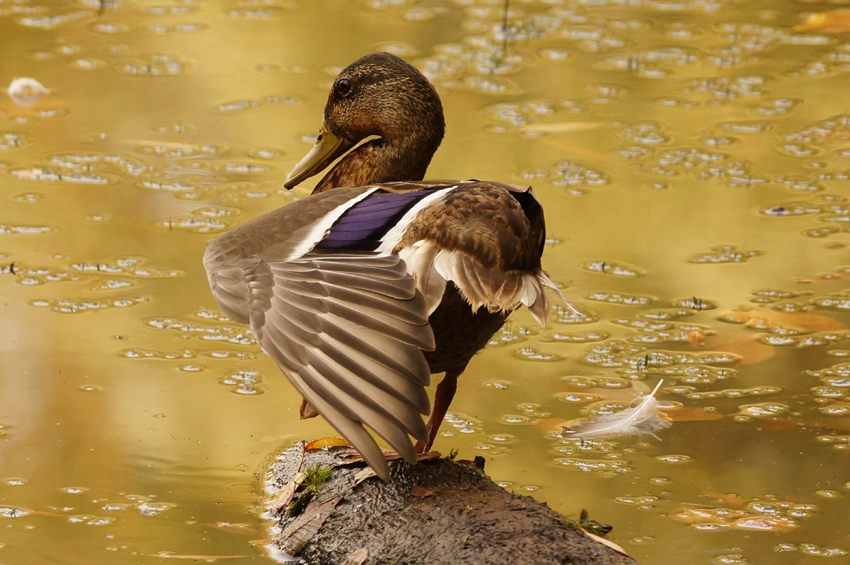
[206,250,433,480]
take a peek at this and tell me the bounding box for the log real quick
[265,442,639,565]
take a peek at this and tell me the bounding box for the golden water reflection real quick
[2,1,850,563]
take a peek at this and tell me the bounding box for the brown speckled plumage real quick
[312,53,444,192]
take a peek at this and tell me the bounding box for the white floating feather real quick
[7,77,50,107]
[562,380,670,440]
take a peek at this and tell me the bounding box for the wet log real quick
[265,442,639,565]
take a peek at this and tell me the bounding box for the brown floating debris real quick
[795,9,850,33]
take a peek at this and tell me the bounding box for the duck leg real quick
[415,365,466,453]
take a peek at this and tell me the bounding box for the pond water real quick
[2,0,850,563]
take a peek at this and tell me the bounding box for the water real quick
[2,0,850,563]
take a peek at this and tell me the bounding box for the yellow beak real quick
[284,120,354,189]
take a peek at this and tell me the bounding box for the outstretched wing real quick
[204,187,437,480]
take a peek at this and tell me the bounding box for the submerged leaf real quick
[795,10,850,33]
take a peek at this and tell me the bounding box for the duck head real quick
[284,52,445,193]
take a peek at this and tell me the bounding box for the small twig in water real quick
[501,0,510,56]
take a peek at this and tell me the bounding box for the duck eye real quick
[335,78,351,96]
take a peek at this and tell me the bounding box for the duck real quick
[203,52,566,480]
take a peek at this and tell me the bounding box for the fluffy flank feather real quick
[562,380,670,440]
[538,271,582,318]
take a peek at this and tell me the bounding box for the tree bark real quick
[266,443,639,565]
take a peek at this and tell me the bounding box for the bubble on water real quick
[152,213,231,234]
[78,384,104,392]
[815,489,840,499]
[89,21,128,34]
[69,514,116,525]
[232,384,264,395]
[12,192,45,203]
[212,99,264,113]
[810,295,850,311]
[86,213,114,223]
[120,348,196,360]
[737,402,789,418]
[480,380,511,391]
[442,412,482,436]
[71,57,108,71]
[512,346,562,362]
[618,121,672,146]
[581,260,646,277]
[543,330,609,343]
[246,147,284,160]
[29,295,151,313]
[139,4,197,15]
[751,97,802,118]
[17,10,91,30]
[584,291,654,306]
[137,502,175,516]
[61,486,89,494]
[819,403,850,416]
[151,122,196,134]
[656,454,690,463]
[220,369,263,387]
[0,506,31,518]
[203,161,270,175]
[556,392,601,404]
[227,6,286,18]
[539,47,573,61]
[615,495,659,506]
[96,43,130,55]
[144,22,208,34]
[144,316,257,345]
[117,53,194,76]
[654,365,737,385]
[11,167,118,185]
[654,97,701,110]
[0,131,32,150]
[555,457,633,476]
[688,245,764,264]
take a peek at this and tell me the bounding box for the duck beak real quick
[284,120,354,189]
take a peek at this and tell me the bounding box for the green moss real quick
[285,464,334,518]
[303,463,334,491]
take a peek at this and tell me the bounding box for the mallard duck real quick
[204,52,564,480]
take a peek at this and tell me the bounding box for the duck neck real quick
[312,127,443,194]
